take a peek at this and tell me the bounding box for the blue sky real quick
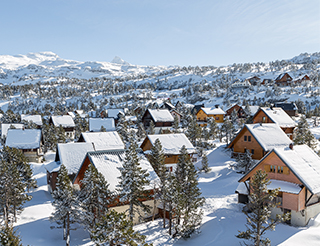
[1,0,319,66]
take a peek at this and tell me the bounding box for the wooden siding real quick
[196,109,224,123]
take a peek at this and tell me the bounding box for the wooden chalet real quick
[140,133,196,172]
[1,123,24,139]
[78,131,125,151]
[237,144,320,226]
[275,73,293,86]
[227,123,292,160]
[245,75,261,86]
[5,129,43,163]
[21,114,43,129]
[142,109,174,133]
[252,107,296,139]
[49,115,75,139]
[196,105,226,124]
[73,149,160,224]
[274,102,298,117]
[191,104,204,115]
[293,74,311,85]
[46,142,95,192]
[160,102,183,122]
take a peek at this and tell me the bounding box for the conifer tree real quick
[294,115,317,150]
[148,121,155,135]
[200,152,210,173]
[78,164,111,233]
[0,224,22,246]
[186,116,201,146]
[116,114,129,143]
[173,114,180,133]
[51,164,78,246]
[173,145,204,238]
[57,125,67,143]
[236,149,255,173]
[207,117,218,140]
[236,170,289,246]
[136,122,146,141]
[91,210,151,246]
[117,140,151,223]
[42,123,58,152]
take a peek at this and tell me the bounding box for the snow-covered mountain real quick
[0,52,170,85]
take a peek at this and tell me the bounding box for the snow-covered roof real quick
[248,106,259,116]
[1,123,24,138]
[89,118,115,132]
[56,142,95,175]
[5,129,41,149]
[245,123,292,152]
[125,115,137,122]
[21,114,42,126]
[67,112,76,118]
[273,145,320,194]
[107,109,124,118]
[83,149,159,192]
[260,107,296,128]
[80,131,124,151]
[146,133,196,155]
[148,109,174,122]
[51,115,75,128]
[201,107,226,115]
[235,181,249,195]
[268,179,302,194]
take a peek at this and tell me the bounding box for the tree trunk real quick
[66,213,70,246]
[163,201,166,228]
[169,203,172,236]
[63,219,66,240]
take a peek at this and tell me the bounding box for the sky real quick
[0,0,319,67]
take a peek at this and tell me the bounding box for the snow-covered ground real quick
[14,142,320,245]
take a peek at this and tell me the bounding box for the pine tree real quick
[136,122,146,141]
[207,117,218,140]
[57,125,66,143]
[236,170,289,246]
[78,164,111,233]
[51,164,78,246]
[42,122,58,152]
[0,224,22,246]
[186,116,201,146]
[148,121,155,135]
[236,150,255,174]
[116,114,129,143]
[173,145,204,238]
[294,115,317,150]
[91,210,151,246]
[173,114,180,133]
[147,138,167,227]
[221,118,236,145]
[200,152,210,173]
[117,140,151,223]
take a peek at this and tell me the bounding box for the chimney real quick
[289,143,293,150]
[270,105,273,110]
[215,104,219,108]
[92,142,96,151]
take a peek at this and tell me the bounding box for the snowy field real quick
[13,141,320,245]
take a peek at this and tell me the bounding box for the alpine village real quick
[0,52,320,246]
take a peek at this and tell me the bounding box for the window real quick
[244,136,247,141]
[262,116,266,123]
[248,136,251,142]
[270,165,276,173]
[277,166,283,174]
[215,117,219,120]
[251,149,254,154]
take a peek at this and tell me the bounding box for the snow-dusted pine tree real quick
[91,210,151,246]
[78,164,111,233]
[186,116,201,146]
[173,145,204,238]
[117,140,151,223]
[116,114,129,143]
[294,115,317,150]
[0,224,22,246]
[200,152,210,173]
[236,170,289,246]
[50,164,78,246]
[236,150,255,174]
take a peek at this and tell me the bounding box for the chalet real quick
[21,114,42,128]
[191,104,204,115]
[196,105,226,124]
[275,73,293,86]
[261,79,273,86]
[227,123,292,160]
[160,102,183,122]
[274,102,298,117]
[231,79,251,88]
[252,107,296,139]
[237,145,320,226]
[49,115,75,139]
[73,149,160,224]
[78,131,125,151]
[141,109,174,133]
[46,142,95,192]
[89,118,115,132]
[1,123,24,139]
[140,133,196,172]
[246,75,261,86]
[101,108,126,120]
[226,104,259,118]
[5,129,43,163]
[293,74,311,85]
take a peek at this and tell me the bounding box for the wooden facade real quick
[196,108,224,123]
[226,104,246,118]
[141,109,173,129]
[275,73,293,86]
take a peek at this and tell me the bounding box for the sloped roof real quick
[274,145,320,194]
[89,118,115,132]
[275,73,292,81]
[148,109,174,122]
[260,107,296,128]
[107,109,124,118]
[80,131,124,151]
[248,106,259,116]
[244,123,292,152]
[6,129,41,149]
[51,115,75,128]
[21,114,42,126]
[81,149,160,192]
[145,133,196,155]
[1,123,24,138]
[274,102,298,111]
[201,107,226,115]
[56,142,95,174]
